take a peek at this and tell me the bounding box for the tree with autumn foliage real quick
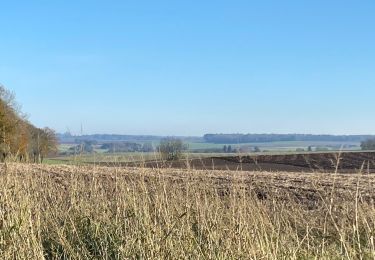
[0,85,58,162]
[30,127,58,163]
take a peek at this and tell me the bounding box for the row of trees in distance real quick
[361,139,375,150]
[204,134,375,144]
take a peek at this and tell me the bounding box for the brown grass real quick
[1,163,375,259]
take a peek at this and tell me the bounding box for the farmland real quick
[57,140,361,154]
[187,140,360,152]
[51,136,364,169]
[49,148,375,173]
[2,1,375,258]
[1,163,375,258]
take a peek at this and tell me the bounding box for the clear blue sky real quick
[1,1,374,136]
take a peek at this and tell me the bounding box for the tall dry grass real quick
[1,163,375,259]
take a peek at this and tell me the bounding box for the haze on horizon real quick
[1,1,374,136]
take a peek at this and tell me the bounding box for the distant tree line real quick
[223,145,261,153]
[204,134,374,144]
[0,85,58,163]
[101,142,154,153]
[65,141,155,154]
[361,139,375,150]
[58,133,203,144]
[223,145,233,153]
[68,140,96,154]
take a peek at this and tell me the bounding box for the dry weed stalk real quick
[0,163,375,259]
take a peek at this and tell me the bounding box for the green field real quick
[59,140,360,154]
[188,140,360,151]
[50,139,361,166]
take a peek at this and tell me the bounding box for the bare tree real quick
[158,138,186,161]
[29,127,58,163]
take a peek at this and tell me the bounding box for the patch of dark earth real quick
[94,151,375,173]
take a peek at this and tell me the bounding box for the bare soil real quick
[5,163,375,208]
[99,151,375,173]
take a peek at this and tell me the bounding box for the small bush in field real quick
[158,138,187,160]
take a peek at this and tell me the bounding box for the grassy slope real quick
[1,163,375,259]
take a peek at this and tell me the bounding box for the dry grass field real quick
[1,163,375,259]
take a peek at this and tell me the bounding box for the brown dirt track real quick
[122,151,375,173]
